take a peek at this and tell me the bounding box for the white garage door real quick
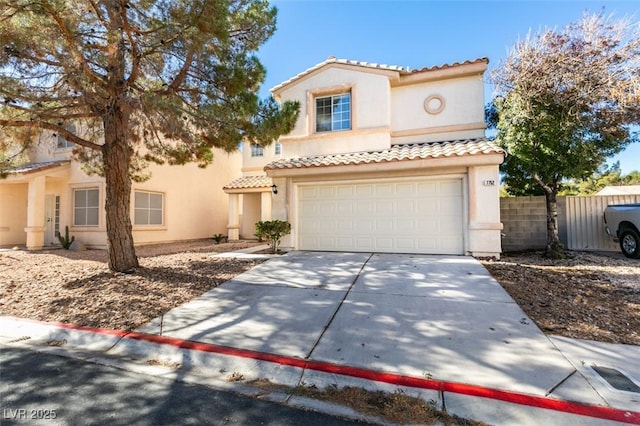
[297,178,464,254]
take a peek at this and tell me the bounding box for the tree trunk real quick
[102,113,138,272]
[543,188,563,257]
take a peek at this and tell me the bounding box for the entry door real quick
[44,195,60,245]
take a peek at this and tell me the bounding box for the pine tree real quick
[0,0,299,271]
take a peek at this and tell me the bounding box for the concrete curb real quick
[2,316,638,425]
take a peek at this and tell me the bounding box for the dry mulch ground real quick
[1,242,638,346]
[481,251,640,346]
[0,240,264,330]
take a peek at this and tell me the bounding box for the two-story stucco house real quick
[0,135,241,250]
[224,57,504,257]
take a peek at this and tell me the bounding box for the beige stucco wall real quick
[466,164,503,256]
[4,141,241,248]
[0,183,28,246]
[241,141,281,176]
[276,66,393,157]
[390,75,486,144]
[238,62,488,176]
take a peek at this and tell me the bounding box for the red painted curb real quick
[12,317,640,425]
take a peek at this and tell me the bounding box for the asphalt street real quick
[0,346,371,425]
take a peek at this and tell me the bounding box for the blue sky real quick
[257,0,640,174]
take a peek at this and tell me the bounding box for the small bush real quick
[213,233,227,244]
[254,221,267,242]
[255,220,291,253]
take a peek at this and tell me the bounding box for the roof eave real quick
[271,61,402,96]
[393,59,489,87]
[2,160,71,181]
[265,152,504,178]
[223,186,271,194]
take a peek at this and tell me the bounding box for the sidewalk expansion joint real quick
[303,252,373,361]
[545,368,577,397]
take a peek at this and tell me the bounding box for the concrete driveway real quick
[138,251,577,397]
[4,250,638,424]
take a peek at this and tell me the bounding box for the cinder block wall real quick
[500,196,548,252]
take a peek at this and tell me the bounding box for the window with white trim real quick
[274,142,282,155]
[57,122,76,149]
[73,188,99,226]
[315,92,351,132]
[250,143,264,157]
[134,191,164,225]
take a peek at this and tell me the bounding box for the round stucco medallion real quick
[424,94,445,115]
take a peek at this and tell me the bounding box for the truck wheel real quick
[620,229,640,259]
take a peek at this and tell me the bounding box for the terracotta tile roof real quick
[271,57,408,93]
[4,160,69,175]
[264,139,503,171]
[411,58,489,74]
[223,175,273,190]
[271,57,488,93]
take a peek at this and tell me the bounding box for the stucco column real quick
[467,165,503,257]
[227,193,240,240]
[24,176,46,250]
[260,191,272,221]
[467,167,479,224]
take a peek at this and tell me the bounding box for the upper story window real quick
[73,188,99,226]
[250,143,264,157]
[57,122,76,149]
[274,142,282,155]
[315,92,351,133]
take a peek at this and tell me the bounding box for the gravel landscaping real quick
[0,240,264,330]
[481,251,640,345]
[1,242,638,346]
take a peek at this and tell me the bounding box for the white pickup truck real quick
[604,204,640,258]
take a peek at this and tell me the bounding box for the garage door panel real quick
[416,220,439,233]
[439,219,462,233]
[440,181,462,194]
[356,220,375,233]
[318,203,336,215]
[440,237,464,252]
[337,220,353,232]
[298,178,464,255]
[375,184,396,196]
[318,187,335,198]
[355,185,373,196]
[396,238,416,250]
[396,220,415,233]
[375,238,393,250]
[396,183,415,196]
[376,221,394,233]
[416,199,437,214]
[355,239,373,250]
[357,201,375,215]
[396,199,415,214]
[336,202,353,215]
[417,182,438,195]
[336,186,354,198]
[375,201,394,215]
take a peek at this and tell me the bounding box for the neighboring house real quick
[596,185,640,196]
[224,57,505,257]
[0,132,241,250]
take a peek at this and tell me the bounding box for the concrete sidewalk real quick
[2,251,639,425]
